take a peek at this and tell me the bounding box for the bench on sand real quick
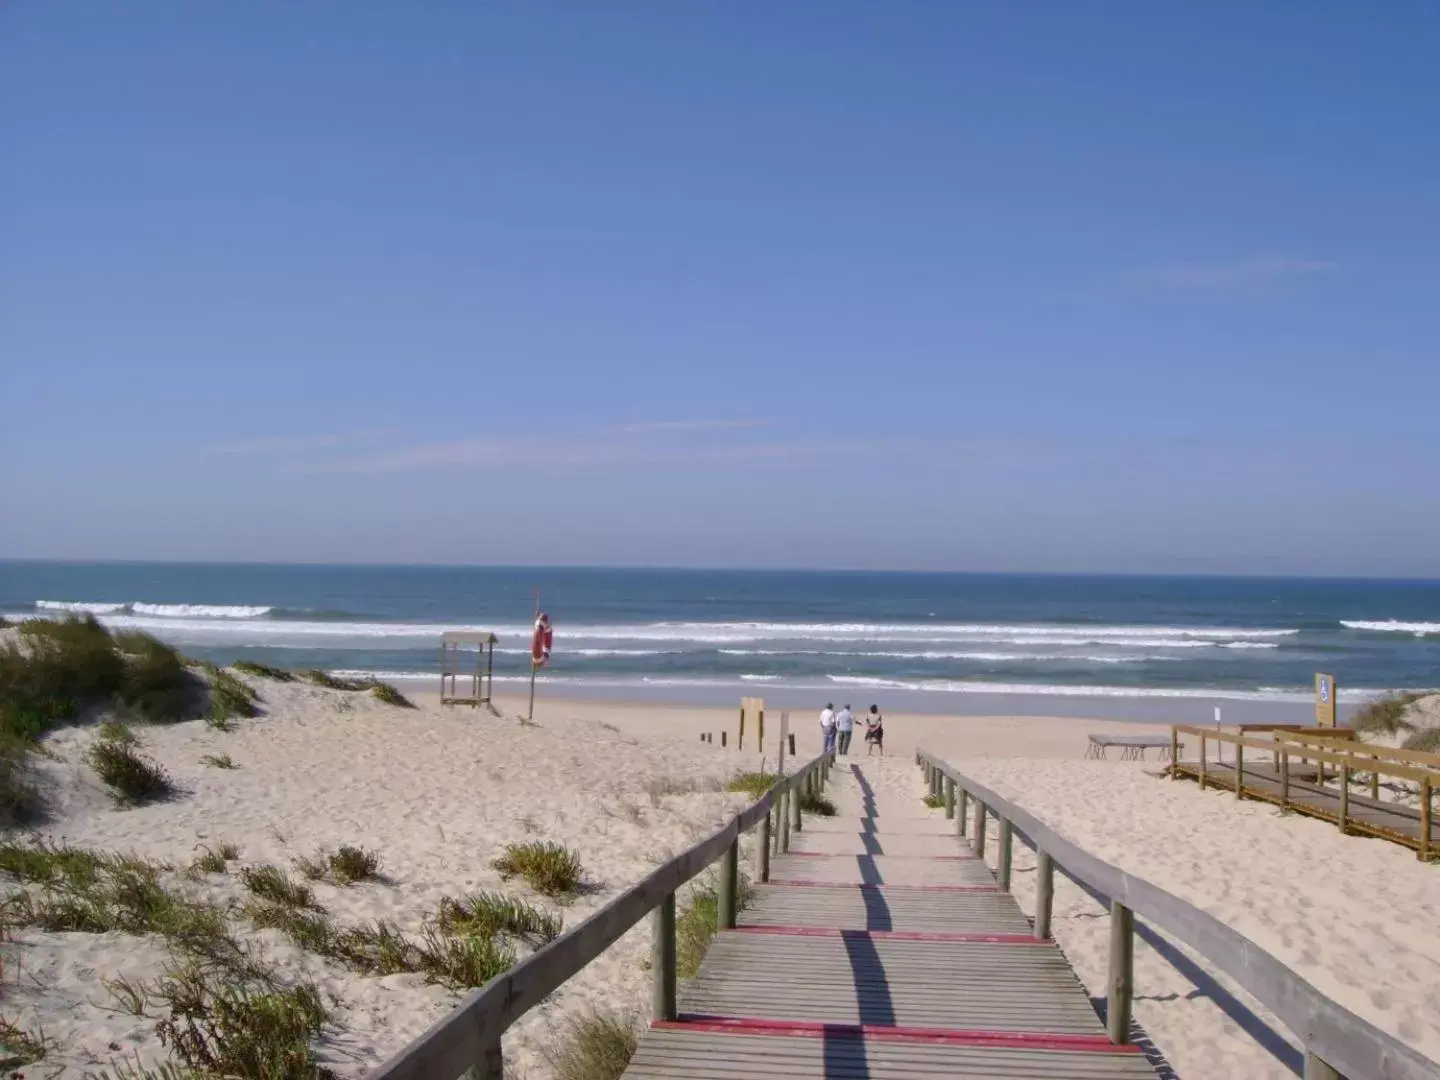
[1086,733,1179,761]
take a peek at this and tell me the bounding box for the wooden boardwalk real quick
[1171,758,1440,852]
[623,761,1157,1079]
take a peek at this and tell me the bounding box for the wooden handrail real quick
[917,748,1440,1080]
[368,750,835,1080]
[1272,731,1440,771]
[1174,726,1440,784]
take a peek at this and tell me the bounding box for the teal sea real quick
[3,562,1438,722]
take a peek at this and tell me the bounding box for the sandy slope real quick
[5,682,751,1079]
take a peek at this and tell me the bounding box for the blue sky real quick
[2,3,1438,574]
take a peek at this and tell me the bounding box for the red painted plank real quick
[762,880,1000,892]
[652,1016,1142,1054]
[729,926,1050,945]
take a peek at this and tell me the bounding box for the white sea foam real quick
[1341,620,1440,637]
[35,600,129,614]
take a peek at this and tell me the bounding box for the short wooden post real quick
[737,707,744,750]
[791,777,803,833]
[757,811,771,882]
[1304,1051,1343,1080]
[1421,778,1432,862]
[1338,763,1350,834]
[717,838,739,930]
[1169,727,1178,775]
[1035,850,1054,939]
[651,893,677,1020]
[1235,741,1244,799]
[721,731,727,748]
[973,801,987,859]
[463,1042,503,1080]
[997,817,1012,891]
[1198,734,1207,790]
[944,777,956,819]
[1108,900,1134,1045]
[957,788,968,834]
[1280,748,1290,812]
[1370,754,1380,800]
[787,733,796,756]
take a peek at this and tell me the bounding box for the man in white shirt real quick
[819,703,837,754]
[835,704,855,756]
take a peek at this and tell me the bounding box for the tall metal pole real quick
[527,589,540,721]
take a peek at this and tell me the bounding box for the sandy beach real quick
[4,679,1438,1080]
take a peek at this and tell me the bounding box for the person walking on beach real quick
[819,703,837,754]
[835,703,855,756]
[864,705,884,756]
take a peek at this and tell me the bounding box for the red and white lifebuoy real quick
[530,613,553,669]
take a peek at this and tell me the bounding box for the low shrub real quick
[190,843,240,876]
[99,720,139,745]
[545,1010,638,1080]
[799,789,837,816]
[209,668,259,723]
[1403,726,1440,754]
[301,670,368,692]
[921,792,945,809]
[89,737,173,805]
[231,661,294,682]
[114,634,195,723]
[200,753,237,769]
[726,772,777,798]
[149,960,331,1080]
[414,924,517,990]
[1351,692,1427,738]
[368,681,414,708]
[675,873,753,978]
[239,865,318,910]
[434,890,562,945]
[0,733,42,827]
[491,841,584,897]
[294,845,382,886]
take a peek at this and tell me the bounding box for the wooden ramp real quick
[1171,759,1440,852]
[623,761,1157,1079]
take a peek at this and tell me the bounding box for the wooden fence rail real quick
[368,750,834,1080]
[1171,725,1438,859]
[917,749,1440,1080]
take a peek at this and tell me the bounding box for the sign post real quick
[1315,673,1337,728]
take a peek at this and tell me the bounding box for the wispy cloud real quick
[1143,254,1339,293]
[203,428,401,456]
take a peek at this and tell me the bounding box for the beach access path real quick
[622,758,1156,1079]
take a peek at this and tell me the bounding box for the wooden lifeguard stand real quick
[439,630,497,707]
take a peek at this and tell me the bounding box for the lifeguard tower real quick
[438,630,497,707]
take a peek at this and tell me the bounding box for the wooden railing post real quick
[651,893,677,1020]
[1370,753,1380,800]
[791,777,803,833]
[1035,850,1054,939]
[1304,1051,1343,1080]
[944,776,956,819]
[1108,900,1134,1045]
[1280,747,1290,813]
[957,787,968,835]
[717,838,739,930]
[1422,778,1432,863]
[973,801,987,859]
[1338,763,1350,834]
[1198,734,1207,790]
[756,809,771,883]
[1236,741,1244,799]
[779,789,791,853]
[997,817,1012,891]
[1170,726,1178,775]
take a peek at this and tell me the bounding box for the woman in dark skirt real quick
[864,705,884,755]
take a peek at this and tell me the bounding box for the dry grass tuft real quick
[231,661,294,681]
[545,1010,638,1080]
[294,845,382,886]
[799,788,837,816]
[189,843,240,876]
[726,771,777,798]
[200,752,237,769]
[491,841,584,897]
[921,792,945,809]
[367,681,415,708]
[0,1013,55,1069]
[1403,726,1440,754]
[1351,692,1428,738]
[676,873,754,978]
[239,865,319,910]
[435,890,562,946]
[301,670,369,692]
[89,735,173,805]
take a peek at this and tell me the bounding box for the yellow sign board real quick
[1314,673,1337,727]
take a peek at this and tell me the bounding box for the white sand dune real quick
[6,688,1438,1080]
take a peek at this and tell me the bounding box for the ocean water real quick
[3,563,1438,721]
